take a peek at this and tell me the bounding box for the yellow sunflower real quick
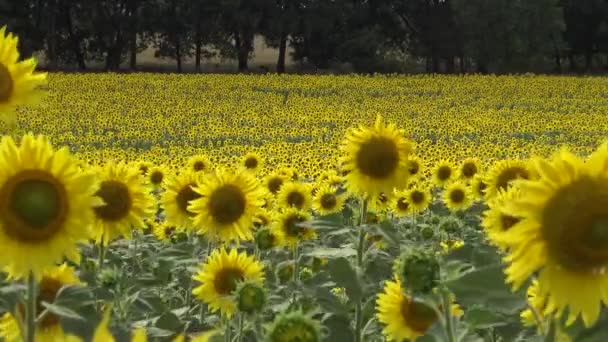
[442,182,472,212]
[136,161,153,176]
[432,160,456,187]
[242,152,264,173]
[406,155,423,179]
[192,248,265,318]
[189,169,265,243]
[0,27,47,119]
[471,174,487,200]
[369,192,392,213]
[92,162,155,246]
[407,186,431,214]
[339,116,413,196]
[520,279,547,327]
[147,165,168,190]
[161,170,201,231]
[271,208,316,247]
[0,134,100,279]
[152,221,177,242]
[484,159,531,200]
[277,181,312,211]
[253,208,273,228]
[481,188,522,251]
[391,190,411,217]
[312,183,345,216]
[188,154,211,173]
[459,158,480,181]
[264,172,287,196]
[0,263,84,342]
[376,277,441,341]
[499,148,608,327]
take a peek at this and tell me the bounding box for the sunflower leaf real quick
[40,301,85,321]
[327,257,362,302]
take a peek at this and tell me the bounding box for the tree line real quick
[2,0,608,74]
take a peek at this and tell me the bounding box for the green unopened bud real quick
[399,249,440,295]
[236,281,266,315]
[255,227,276,251]
[277,261,294,284]
[267,311,321,342]
[420,226,434,240]
[439,217,461,234]
[98,267,120,287]
[430,215,441,225]
[299,267,313,281]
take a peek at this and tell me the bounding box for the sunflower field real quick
[1,27,608,342]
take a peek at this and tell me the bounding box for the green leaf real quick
[327,257,362,302]
[464,306,509,329]
[155,311,184,331]
[323,314,354,341]
[40,301,85,321]
[446,264,526,315]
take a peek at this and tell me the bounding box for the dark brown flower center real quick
[437,166,452,181]
[244,157,258,169]
[193,161,206,172]
[0,63,14,103]
[461,162,478,178]
[208,184,246,224]
[287,191,305,209]
[500,213,520,231]
[94,180,132,221]
[449,189,465,204]
[355,136,400,179]
[397,198,409,211]
[284,214,307,237]
[410,190,425,204]
[320,193,337,209]
[496,167,528,192]
[401,297,438,334]
[213,268,244,295]
[408,161,420,175]
[268,177,284,194]
[176,183,200,216]
[150,171,164,184]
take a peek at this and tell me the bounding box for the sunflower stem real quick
[25,272,36,342]
[441,289,456,342]
[237,313,245,342]
[543,319,556,342]
[225,317,232,342]
[354,198,367,342]
[291,243,300,304]
[98,241,106,272]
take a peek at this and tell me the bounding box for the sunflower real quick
[376,277,441,341]
[471,174,487,200]
[0,134,100,279]
[312,183,345,216]
[147,165,168,190]
[520,279,547,327]
[406,155,423,179]
[277,181,312,211]
[407,186,431,214]
[481,188,522,251]
[267,311,321,342]
[391,190,411,217]
[188,154,211,173]
[369,192,392,213]
[92,162,155,246]
[136,161,153,176]
[459,158,480,181]
[0,27,47,120]
[0,264,83,341]
[339,116,413,196]
[192,248,265,318]
[443,182,472,212]
[242,152,264,173]
[162,170,201,231]
[189,169,265,243]
[432,160,456,187]
[152,221,176,242]
[253,208,273,229]
[484,159,531,200]
[499,148,608,327]
[264,172,287,196]
[271,208,316,247]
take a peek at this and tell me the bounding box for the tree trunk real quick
[277,32,287,74]
[64,4,86,70]
[445,56,455,74]
[47,0,58,70]
[550,34,561,74]
[568,51,577,73]
[176,38,182,73]
[459,55,465,73]
[235,32,251,72]
[585,49,593,72]
[129,32,137,70]
[195,38,202,73]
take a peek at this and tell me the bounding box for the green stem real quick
[225,317,232,342]
[291,243,300,304]
[544,319,556,342]
[237,314,245,342]
[442,290,456,342]
[354,198,367,342]
[25,272,36,342]
[98,241,106,272]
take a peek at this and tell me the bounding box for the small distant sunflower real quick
[442,182,472,212]
[92,162,155,246]
[162,170,201,231]
[376,277,440,341]
[152,221,177,242]
[192,248,264,318]
[147,166,168,190]
[500,148,608,327]
[0,134,100,279]
[340,116,413,196]
[136,161,153,176]
[312,183,345,216]
[271,208,316,247]
[369,192,392,213]
[481,188,522,250]
[189,169,265,243]
[459,158,480,181]
[471,174,487,200]
[242,152,264,173]
[391,190,411,217]
[484,159,531,200]
[188,155,211,173]
[0,27,47,119]
[253,208,273,229]
[0,264,83,341]
[407,186,431,214]
[406,155,423,179]
[264,172,287,196]
[277,181,312,211]
[432,161,456,187]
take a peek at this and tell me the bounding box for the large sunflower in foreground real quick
[0,134,100,279]
[161,170,201,231]
[376,277,454,341]
[339,116,413,196]
[192,248,264,318]
[0,27,47,119]
[271,208,316,247]
[0,264,84,341]
[92,162,155,246]
[498,148,608,327]
[189,169,265,243]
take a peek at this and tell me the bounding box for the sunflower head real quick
[242,152,264,172]
[162,170,202,232]
[271,209,316,247]
[277,181,312,211]
[267,311,321,342]
[147,166,168,189]
[192,248,264,318]
[471,174,487,200]
[432,161,456,187]
[392,190,411,217]
[485,159,531,200]
[407,156,423,178]
[459,158,480,180]
[398,249,440,295]
[265,173,287,195]
[137,161,153,176]
[407,186,431,214]
[443,182,472,212]
[482,188,523,250]
[0,135,100,279]
[339,116,414,196]
[188,155,210,173]
[312,183,345,216]
[236,281,266,315]
[190,169,265,243]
